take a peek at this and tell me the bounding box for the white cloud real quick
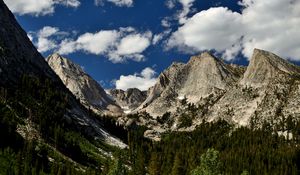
[37,37,57,53]
[38,26,60,38]
[3,0,80,16]
[34,26,61,53]
[76,30,119,55]
[161,18,172,28]
[167,0,300,61]
[165,0,176,9]
[168,7,243,56]
[58,39,78,55]
[116,32,152,54]
[29,26,70,53]
[178,0,196,24]
[27,34,33,42]
[95,0,134,7]
[115,67,157,91]
[30,26,153,63]
[152,30,171,45]
[162,0,196,28]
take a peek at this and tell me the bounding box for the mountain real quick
[240,48,300,87]
[122,49,300,140]
[0,0,127,173]
[0,0,57,86]
[138,52,241,117]
[108,88,147,113]
[47,53,122,115]
[204,49,300,126]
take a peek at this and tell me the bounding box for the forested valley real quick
[1,75,300,175]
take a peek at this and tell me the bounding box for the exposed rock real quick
[138,52,241,117]
[108,88,147,113]
[129,50,300,140]
[47,53,122,116]
[240,48,300,87]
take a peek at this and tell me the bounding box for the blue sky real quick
[4,0,300,90]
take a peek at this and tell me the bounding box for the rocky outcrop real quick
[108,88,147,113]
[47,53,122,115]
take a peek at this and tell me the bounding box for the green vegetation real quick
[1,75,300,175]
[0,75,126,174]
[190,148,221,175]
[128,119,300,175]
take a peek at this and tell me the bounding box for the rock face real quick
[205,49,300,126]
[108,88,147,113]
[240,48,300,87]
[138,52,241,117]
[47,53,122,115]
[0,0,126,148]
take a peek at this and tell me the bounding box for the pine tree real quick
[190,148,221,175]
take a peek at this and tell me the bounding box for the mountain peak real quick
[47,54,122,115]
[201,51,216,58]
[241,49,300,86]
[189,51,217,64]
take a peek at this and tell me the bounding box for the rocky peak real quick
[188,51,217,63]
[180,51,238,103]
[137,51,240,116]
[47,53,122,115]
[240,48,300,86]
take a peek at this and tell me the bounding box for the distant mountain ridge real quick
[130,49,300,139]
[50,48,300,137]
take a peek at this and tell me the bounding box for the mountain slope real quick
[0,0,126,174]
[47,53,122,115]
[0,0,57,86]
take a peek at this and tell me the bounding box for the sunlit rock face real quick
[47,53,123,116]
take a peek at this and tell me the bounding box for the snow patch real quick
[177,95,186,100]
[278,131,293,140]
[124,110,131,114]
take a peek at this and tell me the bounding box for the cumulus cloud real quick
[29,26,69,53]
[115,67,157,91]
[167,7,243,59]
[76,30,119,55]
[95,0,134,7]
[178,0,196,24]
[167,0,300,61]
[29,27,153,63]
[3,0,80,16]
